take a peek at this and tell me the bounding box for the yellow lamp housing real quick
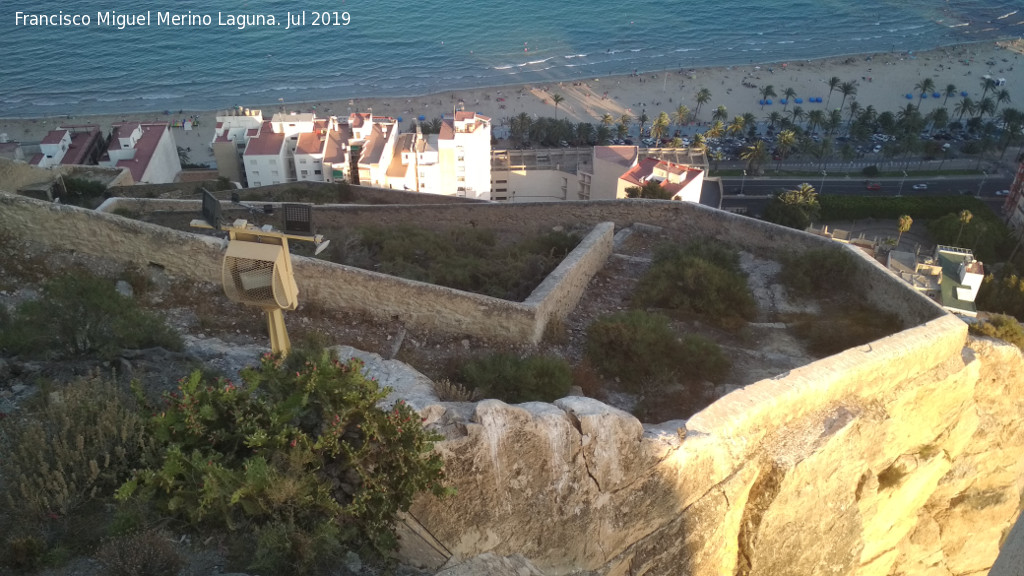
[222,239,299,311]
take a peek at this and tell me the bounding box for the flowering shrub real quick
[118,349,449,574]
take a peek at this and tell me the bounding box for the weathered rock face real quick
[399,321,1024,576]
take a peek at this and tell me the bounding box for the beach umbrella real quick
[921,94,928,99]
[759,100,765,106]
[766,99,772,105]
[780,99,788,105]
[418,115,426,121]
[906,94,913,99]
[397,117,403,123]
[960,91,968,97]
[932,92,940,98]
[795,98,803,104]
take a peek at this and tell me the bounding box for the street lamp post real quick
[820,170,827,194]
[898,170,907,197]
[977,171,988,198]
[741,169,747,195]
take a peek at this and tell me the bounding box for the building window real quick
[300,170,308,176]
[299,159,307,164]
[272,170,279,176]
[253,181,261,187]
[314,169,321,175]
[252,171,260,176]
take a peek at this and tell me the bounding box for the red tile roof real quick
[41,129,69,145]
[439,119,454,140]
[295,132,324,155]
[60,129,103,165]
[113,122,171,182]
[351,113,370,128]
[107,123,142,152]
[244,131,286,156]
[620,157,701,191]
[29,153,43,165]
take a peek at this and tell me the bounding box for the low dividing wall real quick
[0,193,611,344]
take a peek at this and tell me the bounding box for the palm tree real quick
[775,129,796,170]
[620,113,632,127]
[616,122,629,140]
[673,104,690,127]
[637,111,650,140]
[838,81,857,113]
[690,132,706,150]
[782,87,797,112]
[806,109,825,133]
[998,107,1024,158]
[843,101,860,130]
[976,97,995,121]
[955,209,972,245]
[694,88,712,119]
[823,76,840,108]
[827,109,843,135]
[651,112,670,141]
[727,115,745,136]
[788,105,805,127]
[980,76,997,101]
[759,85,777,110]
[897,214,913,247]
[551,93,565,120]
[914,78,936,111]
[954,97,975,122]
[928,107,949,134]
[601,113,614,127]
[511,112,532,142]
[712,105,728,123]
[994,88,1012,114]
[766,111,782,132]
[705,120,725,139]
[942,83,957,108]
[740,140,768,173]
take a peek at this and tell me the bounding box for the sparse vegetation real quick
[788,305,903,357]
[0,273,182,359]
[458,352,572,403]
[969,314,1024,350]
[780,247,858,297]
[93,530,184,576]
[633,242,756,328]
[877,461,907,490]
[764,183,820,230]
[585,310,730,394]
[58,176,107,208]
[335,225,581,301]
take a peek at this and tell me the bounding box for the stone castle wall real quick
[401,318,1024,576]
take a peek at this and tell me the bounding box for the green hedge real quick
[819,195,988,221]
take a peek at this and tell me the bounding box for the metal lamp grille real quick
[223,256,288,308]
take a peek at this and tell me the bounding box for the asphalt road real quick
[721,175,1014,198]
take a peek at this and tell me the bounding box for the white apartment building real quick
[437,111,491,199]
[98,122,182,184]
[212,107,264,183]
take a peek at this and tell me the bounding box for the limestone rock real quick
[115,279,133,298]
[435,553,547,576]
[333,345,439,410]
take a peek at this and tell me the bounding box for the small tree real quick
[956,209,973,245]
[764,183,820,230]
[897,214,913,247]
[551,93,565,120]
[625,180,673,200]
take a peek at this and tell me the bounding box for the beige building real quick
[211,107,264,184]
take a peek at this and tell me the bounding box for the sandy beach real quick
[2,41,1022,166]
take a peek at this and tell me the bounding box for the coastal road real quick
[721,175,1014,198]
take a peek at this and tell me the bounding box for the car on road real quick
[865,181,882,191]
[872,144,883,153]
[912,183,928,190]
[996,189,1010,196]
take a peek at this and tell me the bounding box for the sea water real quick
[1,0,1021,117]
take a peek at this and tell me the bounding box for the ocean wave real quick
[564,53,587,59]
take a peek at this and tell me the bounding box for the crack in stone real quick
[562,408,603,492]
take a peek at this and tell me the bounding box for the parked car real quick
[872,144,883,153]
[865,181,882,191]
[996,189,1010,196]
[912,183,928,190]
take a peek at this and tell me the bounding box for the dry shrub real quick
[0,374,152,521]
[94,530,183,576]
[433,378,483,402]
[572,361,606,401]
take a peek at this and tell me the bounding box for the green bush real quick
[862,166,879,178]
[820,195,988,221]
[118,350,449,573]
[59,176,107,207]
[780,247,859,298]
[585,310,730,393]
[978,269,1024,321]
[927,211,1011,263]
[969,314,1024,350]
[633,242,756,327]
[459,352,572,403]
[0,273,181,359]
